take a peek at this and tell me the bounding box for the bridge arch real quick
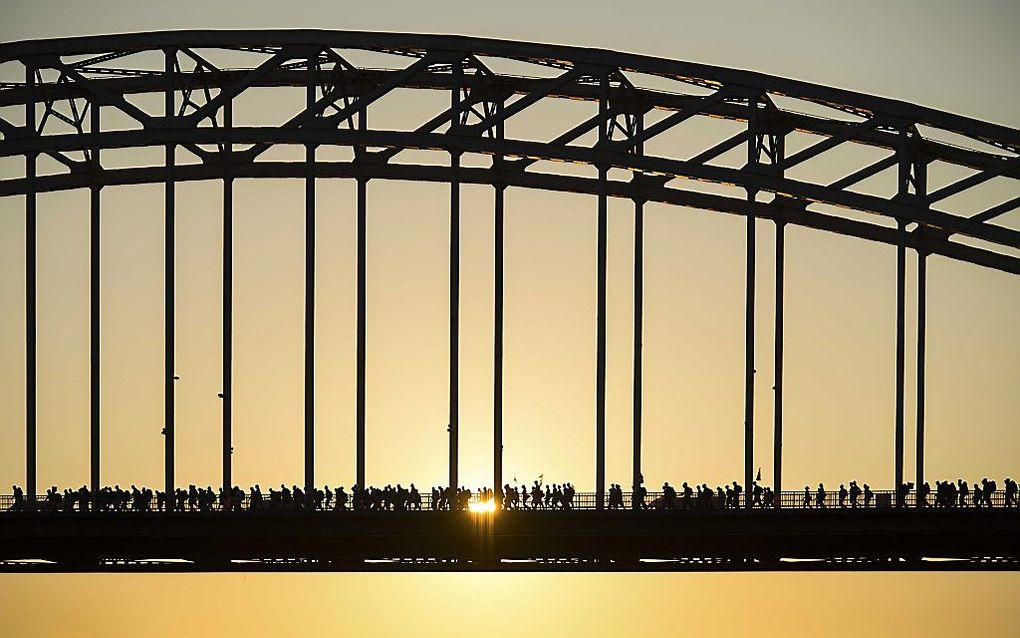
[1,30,1018,507]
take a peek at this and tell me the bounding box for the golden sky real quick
[0,1,1018,636]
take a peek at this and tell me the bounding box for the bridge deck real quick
[2,509,1017,572]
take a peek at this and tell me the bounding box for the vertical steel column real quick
[915,250,927,506]
[355,108,368,493]
[744,187,756,509]
[894,219,906,505]
[894,122,914,506]
[448,61,462,491]
[222,100,233,494]
[25,64,37,501]
[90,101,102,496]
[632,114,645,507]
[632,197,643,505]
[595,75,609,510]
[743,96,759,509]
[773,220,784,506]
[163,49,176,504]
[304,55,316,492]
[493,104,505,507]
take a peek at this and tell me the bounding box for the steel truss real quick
[1,31,1018,518]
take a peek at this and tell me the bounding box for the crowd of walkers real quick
[797,477,1020,509]
[610,480,777,510]
[6,476,1019,513]
[498,482,577,510]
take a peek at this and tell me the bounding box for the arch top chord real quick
[1,29,1018,275]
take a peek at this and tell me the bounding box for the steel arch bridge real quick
[1,30,1018,572]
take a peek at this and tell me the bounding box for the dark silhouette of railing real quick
[2,489,1011,512]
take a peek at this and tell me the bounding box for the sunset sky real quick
[0,1,1018,636]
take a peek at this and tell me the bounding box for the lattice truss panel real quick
[0,31,1018,271]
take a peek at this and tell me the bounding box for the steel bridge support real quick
[25,64,37,501]
[895,124,929,508]
[90,101,102,498]
[595,75,609,511]
[163,49,176,505]
[449,153,460,491]
[742,94,764,509]
[744,187,756,509]
[632,196,644,507]
[448,63,463,491]
[915,250,927,506]
[355,109,368,495]
[304,55,317,493]
[493,183,505,506]
[632,112,646,509]
[773,219,785,506]
[894,219,906,505]
[493,105,505,509]
[222,99,233,496]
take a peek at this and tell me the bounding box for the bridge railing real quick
[0,488,1011,513]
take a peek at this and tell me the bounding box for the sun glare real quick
[468,500,497,514]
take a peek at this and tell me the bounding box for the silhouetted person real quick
[662,482,676,510]
[919,481,931,507]
[863,484,873,508]
[634,480,647,510]
[897,482,912,507]
[838,484,848,508]
[849,481,861,508]
[984,478,997,508]
[1005,478,1017,508]
[815,483,826,509]
[531,482,543,510]
[803,486,812,508]
[957,480,969,508]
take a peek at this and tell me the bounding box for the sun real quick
[468,500,497,514]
